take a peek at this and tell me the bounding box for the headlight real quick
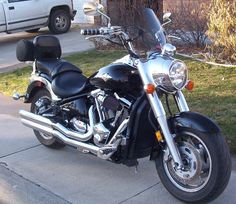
[152,60,188,92]
[169,61,188,90]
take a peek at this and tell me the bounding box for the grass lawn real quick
[0,50,235,152]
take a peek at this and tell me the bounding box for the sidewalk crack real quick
[0,144,41,159]
[118,181,160,204]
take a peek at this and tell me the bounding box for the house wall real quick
[73,0,94,24]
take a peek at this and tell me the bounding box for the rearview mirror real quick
[162,12,172,26]
[163,12,172,21]
[83,2,104,17]
[83,2,111,28]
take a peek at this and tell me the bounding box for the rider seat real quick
[16,35,88,98]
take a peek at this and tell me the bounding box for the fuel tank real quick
[90,63,142,93]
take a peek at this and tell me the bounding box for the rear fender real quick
[25,75,60,103]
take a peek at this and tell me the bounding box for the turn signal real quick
[155,131,164,142]
[145,84,156,94]
[185,80,194,91]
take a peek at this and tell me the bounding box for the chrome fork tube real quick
[137,61,183,167]
[147,92,183,167]
[174,91,189,112]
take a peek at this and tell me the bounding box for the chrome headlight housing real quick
[152,59,188,92]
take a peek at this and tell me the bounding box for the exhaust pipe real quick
[19,106,128,159]
[19,106,94,142]
[20,118,99,155]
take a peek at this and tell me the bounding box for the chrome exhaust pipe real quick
[19,106,94,142]
[21,118,99,155]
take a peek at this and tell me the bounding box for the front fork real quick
[147,91,189,168]
[137,62,189,169]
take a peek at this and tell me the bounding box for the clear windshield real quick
[132,8,166,55]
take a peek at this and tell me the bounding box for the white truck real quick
[0,0,77,34]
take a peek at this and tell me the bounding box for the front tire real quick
[31,89,65,149]
[48,9,71,34]
[156,129,231,203]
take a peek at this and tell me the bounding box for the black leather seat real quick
[36,59,82,79]
[36,59,87,98]
[52,71,88,98]
[17,35,88,98]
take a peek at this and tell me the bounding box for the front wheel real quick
[156,129,231,203]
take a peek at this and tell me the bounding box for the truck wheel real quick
[49,9,71,34]
[26,28,40,33]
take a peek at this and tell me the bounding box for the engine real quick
[91,90,130,147]
[62,89,131,147]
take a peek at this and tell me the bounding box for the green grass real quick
[0,50,235,152]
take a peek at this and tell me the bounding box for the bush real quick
[207,0,236,63]
[164,0,209,47]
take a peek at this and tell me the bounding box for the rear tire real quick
[156,129,231,203]
[48,9,71,34]
[30,89,65,149]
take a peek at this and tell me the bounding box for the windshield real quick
[132,8,166,55]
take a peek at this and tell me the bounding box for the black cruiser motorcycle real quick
[14,2,231,203]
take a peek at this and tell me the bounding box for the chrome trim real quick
[108,117,129,145]
[98,117,129,159]
[90,89,105,122]
[114,93,132,108]
[20,108,129,160]
[161,43,176,56]
[19,106,95,142]
[137,60,183,167]
[175,91,189,112]
[30,74,61,101]
[21,118,99,155]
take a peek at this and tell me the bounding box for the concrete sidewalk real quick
[0,94,235,204]
[0,27,94,73]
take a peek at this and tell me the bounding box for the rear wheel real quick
[156,129,231,203]
[30,89,65,149]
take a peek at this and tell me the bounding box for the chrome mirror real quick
[83,2,111,28]
[162,12,172,26]
[163,12,172,21]
[83,2,104,17]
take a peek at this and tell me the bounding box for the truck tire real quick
[49,9,71,34]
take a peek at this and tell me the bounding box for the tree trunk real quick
[107,0,163,26]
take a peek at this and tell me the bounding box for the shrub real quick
[207,0,236,63]
[164,0,209,48]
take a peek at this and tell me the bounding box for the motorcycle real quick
[14,2,231,203]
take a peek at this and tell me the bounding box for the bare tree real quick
[107,0,163,26]
[165,0,209,48]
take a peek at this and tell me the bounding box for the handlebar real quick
[81,29,101,35]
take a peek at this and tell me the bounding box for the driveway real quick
[0,94,235,204]
[0,27,94,72]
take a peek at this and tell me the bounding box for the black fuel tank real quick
[90,63,142,93]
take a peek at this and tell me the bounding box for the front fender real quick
[171,112,221,134]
